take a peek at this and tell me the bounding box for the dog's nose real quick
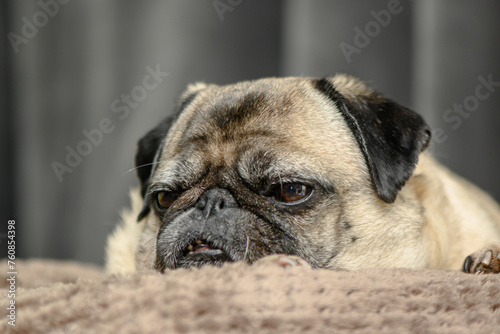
[195,188,238,218]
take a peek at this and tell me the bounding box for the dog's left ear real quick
[313,76,431,203]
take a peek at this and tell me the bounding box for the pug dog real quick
[105,75,500,275]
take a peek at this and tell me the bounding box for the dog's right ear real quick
[135,82,208,221]
[135,117,174,198]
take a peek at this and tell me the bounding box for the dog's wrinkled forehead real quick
[169,79,316,145]
[175,85,283,148]
[168,76,372,148]
[153,78,360,181]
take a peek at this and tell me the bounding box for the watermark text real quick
[51,64,169,182]
[340,0,407,63]
[8,0,72,54]
[429,74,500,151]
[213,0,243,21]
[6,220,17,327]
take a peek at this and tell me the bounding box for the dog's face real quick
[135,76,431,272]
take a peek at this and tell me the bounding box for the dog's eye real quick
[156,191,179,209]
[275,183,312,203]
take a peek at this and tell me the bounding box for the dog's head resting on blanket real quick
[135,75,431,272]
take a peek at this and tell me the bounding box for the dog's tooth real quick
[481,250,492,266]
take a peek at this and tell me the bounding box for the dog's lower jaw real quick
[178,252,234,269]
[155,248,234,272]
[154,242,287,271]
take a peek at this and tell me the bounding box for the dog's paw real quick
[462,242,500,274]
[255,254,312,269]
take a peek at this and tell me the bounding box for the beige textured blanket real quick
[1,259,499,333]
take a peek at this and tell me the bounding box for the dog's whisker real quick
[243,235,250,262]
[141,236,157,270]
[122,162,157,176]
[142,236,157,248]
[142,249,156,271]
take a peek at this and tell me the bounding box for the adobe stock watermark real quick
[7,0,72,54]
[340,0,409,64]
[428,74,500,152]
[6,219,17,328]
[213,0,243,21]
[51,64,169,182]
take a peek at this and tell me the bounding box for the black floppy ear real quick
[135,117,174,221]
[313,77,431,203]
[135,118,174,198]
[135,82,209,220]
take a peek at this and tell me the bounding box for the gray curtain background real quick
[2,0,500,265]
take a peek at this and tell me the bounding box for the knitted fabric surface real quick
[1,259,499,333]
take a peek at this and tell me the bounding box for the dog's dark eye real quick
[275,183,312,203]
[156,191,179,209]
